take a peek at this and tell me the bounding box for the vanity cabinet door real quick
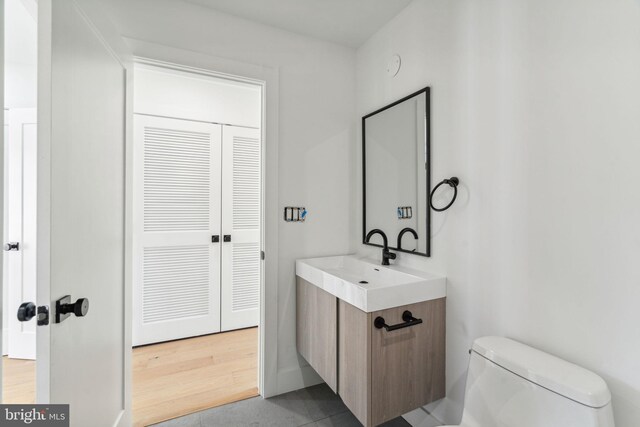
[370,298,446,426]
[339,300,372,426]
[296,277,338,392]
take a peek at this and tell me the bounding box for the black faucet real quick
[365,229,396,265]
[397,227,418,251]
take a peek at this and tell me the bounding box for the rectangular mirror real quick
[363,87,430,257]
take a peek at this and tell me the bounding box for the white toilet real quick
[444,336,615,427]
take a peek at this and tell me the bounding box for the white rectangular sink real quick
[295,255,446,312]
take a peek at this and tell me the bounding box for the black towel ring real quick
[430,177,459,212]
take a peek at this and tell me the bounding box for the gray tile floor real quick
[152,384,411,427]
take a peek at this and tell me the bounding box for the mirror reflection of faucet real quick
[397,227,418,251]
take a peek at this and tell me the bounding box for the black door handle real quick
[18,302,49,325]
[55,296,89,323]
[223,235,231,242]
[374,310,423,331]
[17,302,36,322]
[4,242,19,251]
[212,235,220,243]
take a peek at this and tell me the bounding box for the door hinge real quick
[261,251,265,260]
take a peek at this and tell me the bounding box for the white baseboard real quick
[403,407,444,427]
[2,327,8,356]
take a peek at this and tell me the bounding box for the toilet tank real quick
[460,337,615,427]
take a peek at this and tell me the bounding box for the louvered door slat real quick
[232,243,261,311]
[133,115,222,346]
[221,126,261,331]
[143,124,210,232]
[233,136,261,230]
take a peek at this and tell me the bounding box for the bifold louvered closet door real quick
[133,115,261,346]
[133,115,222,346]
[221,126,262,331]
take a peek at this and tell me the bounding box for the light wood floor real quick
[2,328,258,427]
[2,357,36,404]
[133,327,258,426]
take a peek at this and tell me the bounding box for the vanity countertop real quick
[295,255,446,312]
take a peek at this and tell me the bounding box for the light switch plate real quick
[284,206,307,222]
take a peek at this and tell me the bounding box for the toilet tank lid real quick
[472,336,611,408]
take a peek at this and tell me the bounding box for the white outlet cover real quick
[387,54,401,77]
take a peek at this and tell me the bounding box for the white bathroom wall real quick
[355,0,640,425]
[101,0,356,395]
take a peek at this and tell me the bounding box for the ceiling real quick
[183,0,412,48]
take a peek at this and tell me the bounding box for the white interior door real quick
[133,115,222,346]
[37,0,128,425]
[4,108,37,360]
[2,110,8,356]
[221,126,261,332]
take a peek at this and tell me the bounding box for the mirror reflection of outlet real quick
[397,206,413,219]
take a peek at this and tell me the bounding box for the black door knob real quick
[4,242,19,251]
[55,296,89,323]
[59,298,89,317]
[17,302,36,322]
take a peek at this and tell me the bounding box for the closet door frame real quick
[132,56,279,397]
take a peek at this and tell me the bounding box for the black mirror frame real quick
[362,86,431,257]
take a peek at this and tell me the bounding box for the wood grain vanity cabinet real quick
[296,277,446,427]
[296,277,338,392]
[340,298,446,426]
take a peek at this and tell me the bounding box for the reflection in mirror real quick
[363,88,430,256]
